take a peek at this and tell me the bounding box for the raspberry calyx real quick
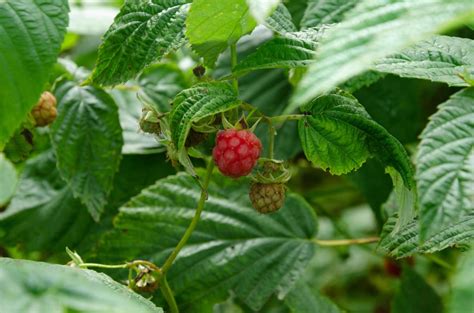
[249,182,286,214]
[212,129,262,178]
[32,91,57,127]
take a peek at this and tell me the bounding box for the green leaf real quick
[246,0,281,23]
[90,0,189,86]
[449,248,474,313]
[51,82,123,221]
[0,0,69,149]
[186,0,257,66]
[0,154,17,206]
[285,282,341,313]
[300,0,358,28]
[374,36,474,87]
[290,0,474,111]
[170,82,240,153]
[392,267,443,313]
[298,91,414,189]
[138,63,189,113]
[416,88,474,240]
[378,213,474,257]
[0,151,174,254]
[96,171,317,311]
[265,3,297,33]
[0,258,162,313]
[233,27,329,75]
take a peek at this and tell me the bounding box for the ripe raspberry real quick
[31,92,57,127]
[249,182,285,214]
[212,129,262,178]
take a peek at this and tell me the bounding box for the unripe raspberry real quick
[249,182,285,213]
[212,129,262,178]
[32,92,57,127]
[139,108,161,135]
[185,129,208,148]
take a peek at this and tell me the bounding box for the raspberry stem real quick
[230,43,239,92]
[313,237,379,246]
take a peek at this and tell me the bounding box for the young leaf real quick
[233,26,330,75]
[0,154,17,206]
[186,0,257,66]
[449,249,474,313]
[265,3,297,33]
[90,0,189,86]
[0,258,162,313]
[290,0,474,111]
[0,0,69,149]
[246,0,281,23]
[416,88,474,241]
[374,36,474,87]
[392,267,443,313]
[51,82,123,221]
[298,91,414,189]
[378,213,474,258]
[300,0,358,28]
[285,282,341,313]
[96,171,318,311]
[170,82,240,152]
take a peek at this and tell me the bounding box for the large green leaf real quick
[96,171,317,311]
[51,82,123,221]
[374,36,474,87]
[233,27,329,76]
[170,82,240,152]
[0,0,69,148]
[265,3,297,33]
[0,154,17,206]
[449,248,474,313]
[300,0,358,28]
[90,0,189,86]
[298,91,414,189]
[290,0,474,111]
[0,151,174,254]
[284,282,341,313]
[186,0,257,66]
[392,267,443,313]
[416,88,474,240]
[378,213,474,257]
[0,258,162,313]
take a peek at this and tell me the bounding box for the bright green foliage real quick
[246,0,281,23]
[265,3,297,33]
[300,0,358,28]
[375,36,474,87]
[170,82,240,152]
[96,171,317,311]
[186,0,257,66]
[392,267,443,313]
[416,88,474,240]
[0,258,162,313]
[0,154,17,206]
[138,63,189,113]
[233,27,329,75]
[291,0,474,111]
[0,0,69,149]
[378,214,474,257]
[298,91,414,189]
[449,249,474,313]
[285,282,342,313]
[90,0,189,86]
[51,82,123,221]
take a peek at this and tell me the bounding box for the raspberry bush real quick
[1,1,473,313]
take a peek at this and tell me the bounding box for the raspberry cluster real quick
[249,182,285,214]
[32,92,57,127]
[212,129,262,178]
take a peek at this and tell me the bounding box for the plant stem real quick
[269,114,305,124]
[313,237,379,246]
[424,254,453,270]
[78,263,128,269]
[160,161,215,275]
[160,276,179,313]
[268,123,275,159]
[230,43,238,92]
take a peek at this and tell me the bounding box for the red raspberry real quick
[212,129,262,178]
